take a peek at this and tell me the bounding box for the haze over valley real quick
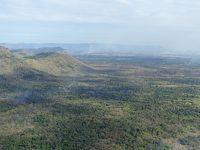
[0,43,199,59]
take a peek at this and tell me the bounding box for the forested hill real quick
[0,46,91,76]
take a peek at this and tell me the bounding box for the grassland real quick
[0,51,200,149]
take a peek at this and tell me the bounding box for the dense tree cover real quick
[0,55,200,149]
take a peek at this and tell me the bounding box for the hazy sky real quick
[1,0,200,50]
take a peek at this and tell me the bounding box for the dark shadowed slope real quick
[0,47,92,103]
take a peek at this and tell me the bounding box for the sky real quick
[1,0,200,50]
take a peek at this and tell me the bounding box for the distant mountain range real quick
[1,43,199,57]
[0,43,167,56]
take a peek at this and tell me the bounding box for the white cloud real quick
[1,0,200,49]
[115,0,131,5]
[1,0,200,26]
[0,0,131,22]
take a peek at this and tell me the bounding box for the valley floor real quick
[1,55,200,150]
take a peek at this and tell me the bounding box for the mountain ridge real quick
[0,47,91,76]
[1,43,166,56]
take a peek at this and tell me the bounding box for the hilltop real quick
[25,52,91,76]
[0,46,9,53]
[0,46,25,74]
[0,47,91,76]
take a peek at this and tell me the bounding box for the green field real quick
[0,51,200,149]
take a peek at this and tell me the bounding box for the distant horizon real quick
[1,43,199,56]
[0,42,165,46]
